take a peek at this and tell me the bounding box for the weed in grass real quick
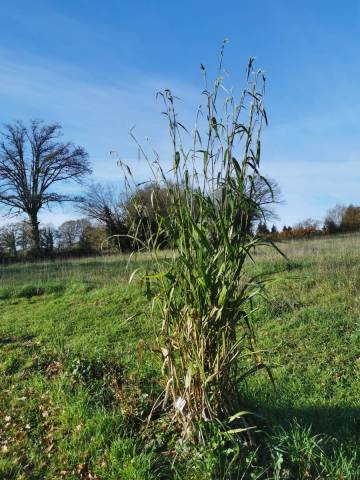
[268,421,360,480]
[120,43,283,442]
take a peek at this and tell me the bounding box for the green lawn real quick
[0,237,359,479]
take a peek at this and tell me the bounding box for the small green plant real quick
[121,41,283,442]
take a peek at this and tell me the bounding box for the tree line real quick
[0,179,282,259]
[0,120,174,257]
[256,204,360,240]
[2,119,356,260]
[0,120,284,259]
[0,179,177,259]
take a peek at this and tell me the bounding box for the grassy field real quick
[0,235,359,479]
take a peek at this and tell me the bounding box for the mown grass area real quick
[0,236,359,479]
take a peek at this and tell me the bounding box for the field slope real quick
[0,236,359,479]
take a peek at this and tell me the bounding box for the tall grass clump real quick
[120,41,281,442]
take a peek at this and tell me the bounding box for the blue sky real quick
[1,0,360,227]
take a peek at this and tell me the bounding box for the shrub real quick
[123,182,173,249]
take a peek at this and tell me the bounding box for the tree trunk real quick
[10,234,17,257]
[29,212,41,253]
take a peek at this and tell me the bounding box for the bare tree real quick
[78,183,128,249]
[0,223,18,256]
[16,221,33,251]
[0,221,33,255]
[57,219,91,249]
[249,176,281,223]
[294,218,320,230]
[324,204,346,233]
[0,120,91,251]
[232,176,281,234]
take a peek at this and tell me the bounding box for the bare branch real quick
[0,120,91,250]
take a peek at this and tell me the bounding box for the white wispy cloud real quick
[0,50,199,225]
[1,47,360,228]
[261,95,360,226]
